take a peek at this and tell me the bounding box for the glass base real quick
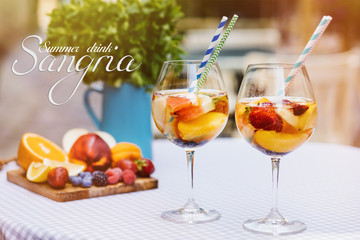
[161,208,221,224]
[243,210,306,235]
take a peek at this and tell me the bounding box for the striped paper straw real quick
[195,14,238,93]
[277,15,332,97]
[188,16,228,92]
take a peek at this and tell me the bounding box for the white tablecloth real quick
[0,139,360,240]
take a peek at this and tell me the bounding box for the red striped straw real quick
[277,15,333,97]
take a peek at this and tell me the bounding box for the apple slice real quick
[62,128,89,153]
[94,131,116,148]
[276,103,317,131]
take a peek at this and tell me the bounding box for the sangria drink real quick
[152,90,228,149]
[152,60,228,224]
[236,97,317,156]
[235,63,317,235]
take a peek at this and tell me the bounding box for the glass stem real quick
[183,150,199,211]
[271,157,280,212]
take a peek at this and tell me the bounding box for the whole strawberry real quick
[249,106,283,132]
[136,158,155,177]
[48,167,69,189]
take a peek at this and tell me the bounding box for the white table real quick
[1,139,360,240]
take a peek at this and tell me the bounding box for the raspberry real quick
[123,169,136,185]
[92,171,108,186]
[113,167,123,181]
[105,168,122,185]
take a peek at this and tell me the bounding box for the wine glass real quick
[152,60,229,224]
[235,63,317,235]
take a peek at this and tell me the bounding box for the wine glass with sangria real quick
[235,63,317,235]
[152,60,229,224]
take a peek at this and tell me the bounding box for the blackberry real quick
[92,171,108,186]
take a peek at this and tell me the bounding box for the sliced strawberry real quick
[166,97,192,112]
[249,107,283,132]
[292,104,309,116]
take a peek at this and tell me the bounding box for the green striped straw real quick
[195,14,238,93]
[277,15,332,97]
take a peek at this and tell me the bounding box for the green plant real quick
[45,0,184,90]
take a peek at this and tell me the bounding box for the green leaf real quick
[43,0,184,91]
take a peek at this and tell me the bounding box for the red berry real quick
[116,159,138,174]
[113,167,123,181]
[47,167,69,189]
[123,169,136,185]
[136,158,155,177]
[105,168,122,185]
[292,104,309,116]
[249,107,283,132]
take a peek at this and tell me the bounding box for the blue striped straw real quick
[277,15,332,97]
[195,14,238,93]
[188,16,228,93]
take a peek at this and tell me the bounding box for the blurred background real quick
[1,0,360,159]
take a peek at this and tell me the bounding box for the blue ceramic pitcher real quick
[84,83,152,158]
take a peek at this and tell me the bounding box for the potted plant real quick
[45,0,184,158]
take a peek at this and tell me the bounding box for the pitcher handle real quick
[84,85,103,129]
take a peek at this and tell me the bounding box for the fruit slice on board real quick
[26,161,52,183]
[18,133,68,170]
[47,159,86,176]
[62,128,116,153]
[178,112,227,142]
[253,130,310,153]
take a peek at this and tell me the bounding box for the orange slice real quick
[26,161,51,183]
[18,133,68,170]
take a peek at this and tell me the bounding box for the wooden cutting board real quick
[7,169,158,202]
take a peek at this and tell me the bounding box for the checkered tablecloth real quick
[1,139,360,240]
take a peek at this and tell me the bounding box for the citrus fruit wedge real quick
[47,159,86,176]
[26,161,52,183]
[18,133,68,170]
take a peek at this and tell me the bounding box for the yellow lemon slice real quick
[47,159,86,176]
[26,161,52,183]
[18,133,68,170]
